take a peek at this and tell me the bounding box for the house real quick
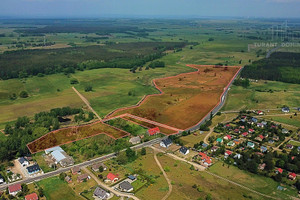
[251,117,258,123]
[257,123,264,128]
[248,129,255,133]
[25,193,38,200]
[234,154,242,159]
[233,139,240,145]
[268,140,274,144]
[26,164,41,175]
[128,175,136,181]
[260,146,268,153]
[298,146,300,152]
[179,146,189,155]
[261,121,267,126]
[286,144,294,149]
[276,168,283,174]
[282,129,289,134]
[247,142,255,148]
[258,163,266,170]
[257,110,264,115]
[92,163,107,172]
[234,129,240,133]
[202,143,208,148]
[93,187,110,199]
[8,183,22,196]
[106,173,119,183]
[129,136,141,145]
[211,146,219,152]
[119,181,133,192]
[224,135,232,140]
[148,127,160,136]
[288,172,297,180]
[216,138,223,143]
[273,136,279,141]
[227,141,235,147]
[224,150,232,158]
[0,174,4,184]
[282,107,290,113]
[19,157,29,167]
[77,174,90,183]
[256,135,264,142]
[71,166,81,175]
[242,132,248,137]
[224,124,231,129]
[198,152,212,167]
[65,175,72,183]
[160,138,172,148]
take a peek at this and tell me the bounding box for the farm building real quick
[129,136,141,145]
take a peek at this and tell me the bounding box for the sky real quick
[1,0,300,18]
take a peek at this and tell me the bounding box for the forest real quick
[241,52,300,84]
[0,42,187,80]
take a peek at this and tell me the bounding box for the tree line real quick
[241,52,300,84]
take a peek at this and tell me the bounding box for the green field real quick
[264,115,300,127]
[208,161,298,199]
[158,155,266,200]
[0,19,266,125]
[223,80,300,111]
[37,176,81,200]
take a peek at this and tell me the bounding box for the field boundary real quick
[26,121,130,154]
[104,64,242,132]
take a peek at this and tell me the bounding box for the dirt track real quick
[72,86,103,121]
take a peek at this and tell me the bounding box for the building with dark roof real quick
[119,181,133,192]
[179,146,189,155]
[160,138,172,148]
[26,164,41,175]
[19,157,29,167]
[93,187,110,199]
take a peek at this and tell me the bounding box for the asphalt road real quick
[0,137,165,191]
[186,67,243,132]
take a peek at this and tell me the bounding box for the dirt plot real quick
[27,121,129,153]
[110,65,241,130]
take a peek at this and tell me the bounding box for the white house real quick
[160,138,172,148]
[179,146,189,155]
[18,157,29,167]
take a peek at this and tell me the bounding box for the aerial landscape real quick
[0,0,300,200]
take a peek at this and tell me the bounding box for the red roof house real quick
[289,172,297,180]
[25,193,39,200]
[248,129,254,133]
[276,168,283,174]
[148,127,160,136]
[198,152,212,167]
[242,132,248,137]
[8,183,22,195]
[106,173,119,182]
[259,135,264,140]
[225,150,232,157]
